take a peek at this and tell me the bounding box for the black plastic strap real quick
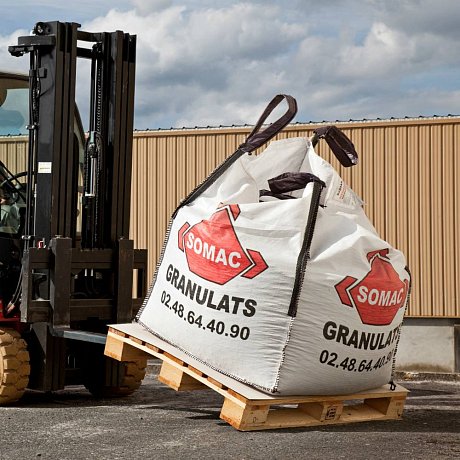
[173,95,297,215]
[259,189,296,201]
[268,172,326,194]
[312,126,358,167]
[240,94,297,153]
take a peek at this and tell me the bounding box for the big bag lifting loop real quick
[268,172,326,195]
[174,94,297,216]
[311,125,358,167]
[243,94,298,152]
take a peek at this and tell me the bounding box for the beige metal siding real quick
[2,118,459,318]
[130,118,460,318]
[0,136,27,174]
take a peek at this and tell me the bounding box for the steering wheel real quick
[0,171,27,203]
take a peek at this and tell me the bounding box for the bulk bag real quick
[137,95,410,395]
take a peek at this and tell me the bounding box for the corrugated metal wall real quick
[2,117,459,318]
[130,117,460,318]
[0,136,27,174]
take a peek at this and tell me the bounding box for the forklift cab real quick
[0,72,86,236]
[0,72,86,311]
[0,74,29,307]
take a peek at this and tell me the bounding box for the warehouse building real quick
[2,115,459,373]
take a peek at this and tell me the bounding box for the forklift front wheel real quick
[84,357,147,398]
[0,328,30,404]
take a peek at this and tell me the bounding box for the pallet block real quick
[105,323,408,431]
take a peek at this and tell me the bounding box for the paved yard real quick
[1,370,459,460]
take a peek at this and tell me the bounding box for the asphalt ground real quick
[1,367,459,460]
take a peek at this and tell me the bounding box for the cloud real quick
[371,0,460,39]
[129,0,172,14]
[82,3,307,128]
[0,30,30,74]
[82,1,459,128]
[1,1,459,129]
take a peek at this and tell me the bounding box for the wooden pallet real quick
[105,323,408,431]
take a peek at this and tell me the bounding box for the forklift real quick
[0,21,148,404]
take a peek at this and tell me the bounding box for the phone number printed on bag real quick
[160,290,250,340]
[318,348,395,373]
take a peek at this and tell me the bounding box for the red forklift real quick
[0,21,148,404]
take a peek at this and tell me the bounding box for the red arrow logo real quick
[335,249,409,326]
[178,205,268,285]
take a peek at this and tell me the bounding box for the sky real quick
[0,0,459,130]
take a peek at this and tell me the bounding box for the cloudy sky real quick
[1,0,459,130]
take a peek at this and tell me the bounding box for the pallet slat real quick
[105,324,408,431]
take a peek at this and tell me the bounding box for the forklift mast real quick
[9,21,136,248]
[6,21,147,392]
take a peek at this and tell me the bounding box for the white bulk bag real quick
[137,95,410,395]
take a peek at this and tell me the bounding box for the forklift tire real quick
[0,328,30,404]
[84,357,147,398]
